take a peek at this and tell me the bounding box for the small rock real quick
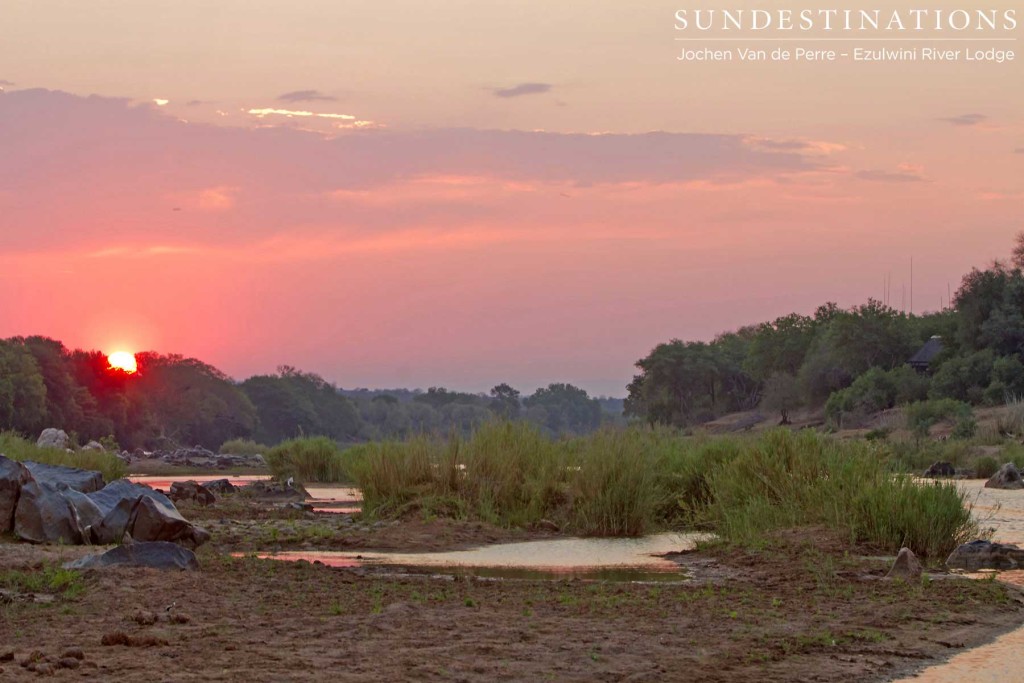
[34,662,55,675]
[886,547,923,580]
[60,648,84,661]
[57,657,80,669]
[923,461,955,478]
[101,631,131,647]
[0,651,13,662]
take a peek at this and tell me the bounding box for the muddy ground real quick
[2,499,1022,682]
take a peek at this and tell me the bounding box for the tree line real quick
[0,341,614,450]
[626,234,1024,427]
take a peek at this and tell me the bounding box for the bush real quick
[702,430,976,558]
[975,456,999,479]
[265,436,346,483]
[825,366,929,428]
[219,438,271,456]
[0,431,126,482]
[904,399,973,440]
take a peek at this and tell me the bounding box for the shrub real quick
[265,436,346,483]
[997,397,1024,437]
[825,366,929,428]
[219,438,271,456]
[904,399,973,440]
[975,456,999,479]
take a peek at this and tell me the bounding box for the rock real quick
[886,547,923,579]
[203,479,236,495]
[14,480,86,544]
[66,542,200,571]
[241,480,309,501]
[279,501,313,512]
[0,456,32,532]
[57,657,80,670]
[23,461,104,493]
[60,648,84,661]
[985,463,1024,490]
[946,540,1024,571]
[923,461,956,478]
[81,441,105,452]
[89,480,209,547]
[169,481,215,506]
[36,428,69,450]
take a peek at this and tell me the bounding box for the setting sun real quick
[107,350,138,374]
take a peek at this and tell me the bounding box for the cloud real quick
[940,113,987,127]
[0,88,822,253]
[854,164,927,183]
[1016,148,1024,154]
[277,90,336,103]
[493,83,552,99]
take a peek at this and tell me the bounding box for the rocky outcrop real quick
[984,463,1024,490]
[14,480,86,544]
[143,446,265,470]
[923,461,956,478]
[81,441,105,452]
[946,540,1024,571]
[886,547,923,579]
[0,457,31,532]
[66,542,199,571]
[36,428,70,450]
[24,461,104,493]
[0,455,209,547]
[168,481,215,506]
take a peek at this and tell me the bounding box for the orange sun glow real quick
[107,351,138,374]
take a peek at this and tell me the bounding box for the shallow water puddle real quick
[243,532,703,583]
[128,474,270,490]
[128,476,363,512]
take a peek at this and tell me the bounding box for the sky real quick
[0,1,1021,396]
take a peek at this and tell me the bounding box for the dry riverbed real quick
[2,495,1023,682]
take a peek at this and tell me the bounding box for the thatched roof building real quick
[908,335,944,372]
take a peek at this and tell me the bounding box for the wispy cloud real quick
[493,83,552,99]
[277,90,337,103]
[940,113,987,127]
[247,107,355,120]
[851,165,925,184]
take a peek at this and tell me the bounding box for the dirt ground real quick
[3,523,1023,683]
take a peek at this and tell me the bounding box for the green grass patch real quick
[349,423,978,556]
[265,436,349,483]
[0,431,126,482]
[0,564,86,600]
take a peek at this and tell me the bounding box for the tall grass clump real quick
[265,436,347,483]
[219,438,271,456]
[0,431,126,481]
[702,430,976,558]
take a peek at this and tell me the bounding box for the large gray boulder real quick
[129,494,210,547]
[24,461,104,493]
[984,463,1024,490]
[66,542,199,571]
[36,428,70,450]
[89,480,209,547]
[946,540,1024,571]
[14,480,85,544]
[0,456,32,532]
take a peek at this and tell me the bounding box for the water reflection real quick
[244,532,703,583]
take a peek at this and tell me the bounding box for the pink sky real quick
[0,2,1021,395]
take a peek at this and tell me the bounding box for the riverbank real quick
[2,525,1021,682]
